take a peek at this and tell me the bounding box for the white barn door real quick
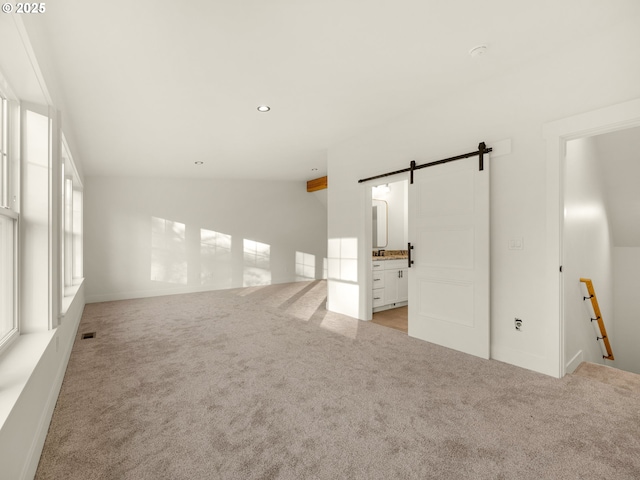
[408,154,490,359]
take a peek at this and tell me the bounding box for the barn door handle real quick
[408,242,414,268]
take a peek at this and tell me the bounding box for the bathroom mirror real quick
[372,199,388,248]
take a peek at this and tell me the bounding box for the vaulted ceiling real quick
[594,126,640,247]
[21,0,639,181]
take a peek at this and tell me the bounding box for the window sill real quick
[63,280,84,314]
[1,278,85,431]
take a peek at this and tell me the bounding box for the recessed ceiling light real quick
[257,105,271,112]
[195,161,204,165]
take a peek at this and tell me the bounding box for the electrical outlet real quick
[515,318,523,331]
[508,238,524,250]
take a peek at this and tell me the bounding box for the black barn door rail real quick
[358,142,492,184]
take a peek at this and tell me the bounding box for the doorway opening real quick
[563,126,640,376]
[369,179,409,333]
[544,97,640,378]
[365,146,491,360]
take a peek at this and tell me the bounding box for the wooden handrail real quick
[579,278,614,361]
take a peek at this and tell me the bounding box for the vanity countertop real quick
[372,249,408,260]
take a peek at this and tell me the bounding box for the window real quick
[1,95,7,207]
[0,72,84,348]
[72,188,83,280]
[0,91,18,351]
[60,137,83,301]
[63,174,73,287]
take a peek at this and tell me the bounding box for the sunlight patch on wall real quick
[243,238,271,287]
[295,251,316,280]
[200,228,232,287]
[328,237,358,282]
[151,216,187,285]
[327,280,360,319]
[564,203,605,221]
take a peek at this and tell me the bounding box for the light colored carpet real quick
[573,361,640,392]
[36,280,640,479]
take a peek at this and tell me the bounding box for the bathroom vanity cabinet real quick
[372,259,408,312]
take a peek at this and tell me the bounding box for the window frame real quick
[0,86,20,353]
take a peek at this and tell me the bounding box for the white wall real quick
[85,176,327,302]
[563,137,614,373]
[326,15,640,376]
[613,247,640,374]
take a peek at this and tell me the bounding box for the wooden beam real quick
[307,176,327,192]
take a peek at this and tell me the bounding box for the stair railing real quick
[579,278,614,361]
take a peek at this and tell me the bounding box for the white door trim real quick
[543,97,640,378]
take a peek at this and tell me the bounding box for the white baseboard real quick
[491,345,559,378]
[86,285,214,303]
[565,350,584,374]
